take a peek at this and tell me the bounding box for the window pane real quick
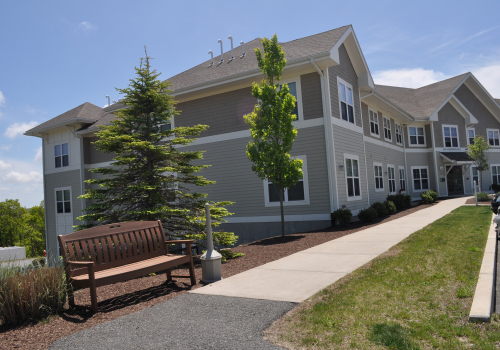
[418,136,425,144]
[452,138,458,147]
[354,178,360,196]
[422,179,429,190]
[375,124,379,135]
[62,155,69,167]
[444,127,450,137]
[64,190,70,201]
[268,183,280,202]
[54,145,61,157]
[493,167,497,175]
[347,178,354,197]
[160,123,172,132]
[410,135,417,144]
[352,160,359,177]
[413,169,420,179]
[346,86,353,105]
[57,202,64,214]
[61,143,68,155]
[409,127,416,136]
[339,82,346,102]
[287,82,297,97]
[347,105,354,123]
[55,156,61,168]
[64,201,71,213]
[56,190,62,202]
[341,102,347,121]
[288,181,304,201]
[417,127,424,136]
[451,128,457,137]
[445,137,451,147]
[414,179,421,190]
[468,130,474,137]
[346,159,352,177]
[421,169,428,178]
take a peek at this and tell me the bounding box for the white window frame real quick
[408,126,426,147]
[383,116,392,141]
[492,164,500,185]
[467,127,475,146]
[387,165,396,194]
[160,117,176,141]
[487,128,500,147]
[411,166,430,192]
[263,155,310,206]
[344,153,362,201]
[278,77,304,121]
[337,77,355,124]
[54,186,72,215]
[442,124,460,149]
[373,162,384,192]
[395,123,403,145]
[398,166,406,192]
[54,142,70,168]
[368,108,380,138]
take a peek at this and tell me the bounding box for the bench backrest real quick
[58,220,167,277]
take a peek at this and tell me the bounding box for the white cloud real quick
[3,171,42,183]
[75,21,98,34]
[4,121,38,139]
[0,144,12,151]
[0,90,5,107]
[373,68,451,89]
[0,187,9,191]
[0,160,14,171]
[472,64,500,98]
[34,147,43,163]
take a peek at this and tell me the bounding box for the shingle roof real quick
[25,102,105,134]
[375,73,469,119]
[440,152,472,162]
[167,25,350,92]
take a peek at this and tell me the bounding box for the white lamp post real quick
[200,203,222,283]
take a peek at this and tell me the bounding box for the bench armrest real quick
[68,261,94,266]
[67,261,96,282]
[164,240,195,244]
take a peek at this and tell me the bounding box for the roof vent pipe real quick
[208,50,214,67]
[217,39,224,64]
[106,95,110,106]
[228,35,234,62]
[240,41,245,58]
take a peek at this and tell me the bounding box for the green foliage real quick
[387,194,412,210]
[467,135,490,190]
[219,249,245,263]
[421,193,434,204]
[491,183,500,193]
[427,190,439,201]
[368,323,420,350]
[331,208,352,226]
[77,51,236,249]
[244,34,302,237]
[371,201,389,216]
[477,192,489,201]
[358,207,378,223]
[385,200,397,214]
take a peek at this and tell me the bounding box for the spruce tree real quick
[77,50,236,249]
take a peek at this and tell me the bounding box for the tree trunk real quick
[479,170,482,192]
[279,186,285,237]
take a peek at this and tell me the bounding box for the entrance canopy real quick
[440,152,474,165]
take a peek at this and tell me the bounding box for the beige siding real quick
[406,152,437,199]
[301,72,323,120]
[434,102,467,148]
[404,124,433,149]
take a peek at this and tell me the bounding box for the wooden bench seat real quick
[58,220,196,312]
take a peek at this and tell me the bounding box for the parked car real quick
[491,193,500,214]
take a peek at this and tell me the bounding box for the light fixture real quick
[338,163,344,170]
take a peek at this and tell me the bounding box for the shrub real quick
[491,183,500,193]
[386,194,412,210]
[477,192,490,202]
[0,265,66,326]
[371,201,388,216]
[427,190,439,201]
[331,208,352,226]
[385,200,397,214]
[358,207,378,223]
[421,192,434,204]
[219,249,245,263]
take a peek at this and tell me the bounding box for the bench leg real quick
[67,284,75,308]
[166,268,172,282]
[88,267,98,313]
[188,257,196,286]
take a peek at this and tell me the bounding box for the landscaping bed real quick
[265,206,497,349]
[0,201,437,350]
[465,197,492,205]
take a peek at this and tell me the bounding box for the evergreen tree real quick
[77,50,236,249]
[244,35,303,237]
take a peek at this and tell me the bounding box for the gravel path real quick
[50,294,296,350]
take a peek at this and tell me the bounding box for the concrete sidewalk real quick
[191,197,468,302]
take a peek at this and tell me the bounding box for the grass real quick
[271,206,500,349]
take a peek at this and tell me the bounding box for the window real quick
[395,123,403,145]
[492,166,500,184]
[374,163,384,191]
[383,117,392,141]
[264,156,309,206]
[443,125,459,148]
[160,123,172,132]
[488,129,500,146]
[409,126,425,146]
[388,166,396,194]
[345,155,361,200]
[471,166,479,189]
[399,166,406,191]
[412,167,429,192]
[55,143,69,168]
[56,189,71,214]
[467,128,475,145]
[338,79,354,123]
[369,109,379,136]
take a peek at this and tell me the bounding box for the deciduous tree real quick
[467,135,490,191]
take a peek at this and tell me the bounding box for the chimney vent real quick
[208,50,214,67]
[240,41,246,58]
[228,35,234,62]
[217,39,224,64]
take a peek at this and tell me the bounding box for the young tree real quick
[25,201,46,257]
[77,49,236,249]
[467,135,490,191]
[244,35,303,237]
[0,199,26,247]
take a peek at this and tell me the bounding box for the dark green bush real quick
[477,192,490,202]
[421,193,434,204]
[358,207,378,223]
[331,208,352,226]
[385,200,397,214]
[491,183,500,193]
[427,190,439,201]
[371,201,389,216]
[386,194,412,210]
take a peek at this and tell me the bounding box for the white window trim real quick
[467,127,475,146]
[368,108,380,138]
[408,126,427,147]
[373,162,384,192]
[54,142,70,168]
[487,128,500,147]
[471,165,478,191]
[411,166,430,193]
[337,76,356,125]
[343,153,362,201]
[54,186,72,215]
[383,116,392,142]
[398,165,406,192]
[491,164,500,185]
[160,117,176,141]
[263,155,310,207]
[278,76,304,122]
[395,122,403,145]
[387,164,396,194]
[442,124,460,149]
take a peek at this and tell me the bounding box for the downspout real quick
[78,135,86,225]
[40,135,50,263]
[403,121,414,196]
[310,58,336,213]
[359,91,370,207]
[430,122,440,196]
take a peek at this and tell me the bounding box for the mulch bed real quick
[1,201,438,350]
[465,197,491,205]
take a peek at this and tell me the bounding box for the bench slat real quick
[124,232,133,257]
[112,234,122,260]
[130,230,139,256]
[74,241,83,261]
[145,228,155,253]
[118,233,128,259]
[88,239,98,264]
[106,236,114,262]
[139,230,149,254]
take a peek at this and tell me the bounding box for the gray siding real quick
[83,137,115,164]
[406,152,437,199]
[329,44,362,128]
[434,102,467,148]
[361,102,403,148]
[404,124,433,149]
[301,72,323,120]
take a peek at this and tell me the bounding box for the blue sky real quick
[1,0,499,208]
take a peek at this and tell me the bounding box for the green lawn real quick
[269,206,500,349]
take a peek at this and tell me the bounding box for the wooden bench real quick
[58,220,196,312]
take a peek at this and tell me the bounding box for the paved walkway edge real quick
[469,213,497,322]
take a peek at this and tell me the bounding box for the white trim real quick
[368,108,380,138]
[45,164,80,175]
[363,135,404,152]
[373,162,384,192]
[487,128,500,147]
[383,115,392,142]
[491,164,500,186]
[405,148,433,153]
[324,68,339,211]
[431,122,440,196]
[54,186,72,215]
[395,122,403,145]
[54,142,70,169]
[467,127,476,146]
[343,153,362,201]
[331,116,363,134]
[359,89,371,206]
[411,166,430,192]
[408,126,426,147]
[263,155,310,207]
[441,124,460,149]
[225,213,331,223]
[387,164,396,194]
[398,165,406,193]
[337,76,356,124]
[278,76,304,121]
